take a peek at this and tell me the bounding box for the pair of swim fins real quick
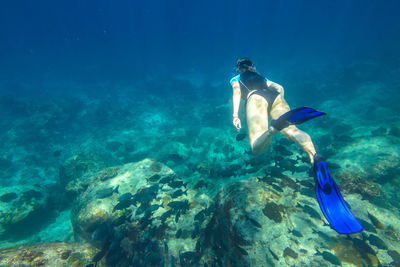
[273,106,363,234]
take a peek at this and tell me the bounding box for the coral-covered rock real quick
[0,242,98,266]
[0,186,47,237]
[71,158,213,266]
[339,173,383,199]
[59,151,110,198]
[199,177,326,266]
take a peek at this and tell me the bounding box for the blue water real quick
[0,0,400,265]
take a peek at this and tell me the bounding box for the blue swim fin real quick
[313,155,363,234]
[271,107,326,131]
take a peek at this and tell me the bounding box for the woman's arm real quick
[231,80,242,131]
[232,81,241,116]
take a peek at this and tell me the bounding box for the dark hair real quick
[236,58,255,73]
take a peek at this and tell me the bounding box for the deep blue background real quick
[0,0,399,91]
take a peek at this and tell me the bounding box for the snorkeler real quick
[230,58,363,234]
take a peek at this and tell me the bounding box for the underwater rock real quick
[371,126,388,136]
[0,186,48,238]
[283,247,298,259]
[388,250,400,265]
[198,177,332,266]
[71,159,213,266]
[95,166,119,182]
[263,202,283,223]
[0,242,98,266]
[0,192,18,202]
[59,151,109,199]
[389,126,400,137]
[340,177,382,199]
[105,141,122,152]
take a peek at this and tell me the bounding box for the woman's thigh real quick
[269,94,290,120]
[246,94,269,143]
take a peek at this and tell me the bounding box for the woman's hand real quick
[232,116,241,132]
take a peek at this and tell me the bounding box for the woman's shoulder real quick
[230,74,240,84]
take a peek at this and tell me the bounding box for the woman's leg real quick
[246,94,277,155]
[270,95,317,163]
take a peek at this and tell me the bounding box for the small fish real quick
[267,166,285,178]
[171,189,187,198]
[92,239,111,263]
[168,180,187,189]
[299,188,314,198]
[194,209,206,222]
[175,211,181,222]
[194,179,208,189]
[299,179,314,188]
[148,174,161,182]
[275,158,298,173]
[96,185,119,199]
[298,204,321,220]
[271,183,283,193]
[245,214,262,228]
[367,212,385,230]
[168,153,185,161]
[160,209,174,222]
[148,203,164,213]
[168,200,190,213]
[269,248,279,261]
[274,144,293,156]
[131,184,159,205]
[315,249,341,266]
[236,133,247,141]
[352,238,376,256]
[53,150,62,157]
[291,229,303,237]
[118,192,133,202]
[295,165,310,173]
[205,204,215,216]
[236,245,248,255]
[113,197,133,212]
[327,162,341,170]
[112,215,127,227]
[179,251,197,265]
[191,224,200,238]
[368,234,388,249]
[135,203,150,215]
[175,229,182,238]
[159,175,175,184]
[357,218,377,233]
